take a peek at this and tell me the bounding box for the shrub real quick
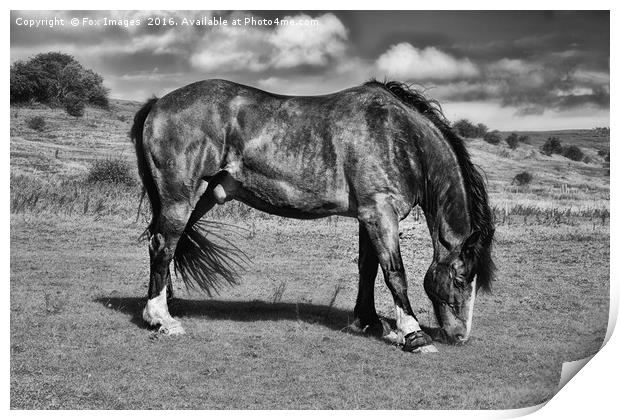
[562,145,584,162]
[476,123,489,137]
[64,93,85,118]
[540,137,563,156]
[597,150,610,162]
[518,135,530,144]
[453,119,479,138]
[87,158,134,186]
[483,130,502,145]
[10,52,109,108]
[513,171,532,186]
[25,116,46,131]
[505,133,520,149]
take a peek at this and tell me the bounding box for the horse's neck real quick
[421,170,471,257]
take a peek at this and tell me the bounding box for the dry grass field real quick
[10,102,609,409]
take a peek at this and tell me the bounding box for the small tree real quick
[540,137,563,156]
[453,119,479,138]
[562,145,584,162]
[476,123,489,137]
[483,130,502,145]
[505,133,520,149]
[10,52,109,107]
[64,92,85,118]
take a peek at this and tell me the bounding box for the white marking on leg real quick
[213,184,227,204]
[464,277,477,339]
[395,305,421,336]
[143,286,185,335]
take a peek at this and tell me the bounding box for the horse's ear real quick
[461,230,481,257]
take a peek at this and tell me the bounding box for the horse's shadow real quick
[95,296,446,343]
[96,295,367,333]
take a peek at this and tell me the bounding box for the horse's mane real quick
[365,79,496,292]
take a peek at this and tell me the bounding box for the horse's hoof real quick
[350,318,387,338]
[402,330,436,353]
[158,322,186,335]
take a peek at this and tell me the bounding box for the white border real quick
[4,1,617,418]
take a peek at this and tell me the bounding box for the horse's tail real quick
[131,98,248,296]
[131,97,160,234]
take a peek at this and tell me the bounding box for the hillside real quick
[10,102,610,217]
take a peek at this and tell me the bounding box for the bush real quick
[25,116,46,131]
[476,123,488,137]
[87,158,135,186]
[483,130,502,145]
[505,133,520,149]
[453,119,478,138]
[597,149,610,162]
[513,171,532,186]
[64,93,85,117]
[518,135,530,144]
[562,145,584,162]
[540,137,563,156]
[10,52,109,108]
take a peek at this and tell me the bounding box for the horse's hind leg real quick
[143,201,191,335]
[353,223,384,337]
[358,199,437,353]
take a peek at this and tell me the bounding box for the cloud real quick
[189,13,349,73]
[375,42,479,80]
[481,58,609,113]
[268,13,348,68]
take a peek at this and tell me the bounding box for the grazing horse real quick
[131,79,495,353]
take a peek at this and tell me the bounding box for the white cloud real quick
[269,13,348,68]
[375,43,479,81]
[189,13,349,73]
[189,26,272,72]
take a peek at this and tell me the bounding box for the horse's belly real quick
[235,175,354,219]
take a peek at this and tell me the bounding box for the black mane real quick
[365,79,496,292]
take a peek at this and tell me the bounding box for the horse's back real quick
[142,79,440,217]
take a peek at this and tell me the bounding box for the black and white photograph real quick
[8,7,612,411]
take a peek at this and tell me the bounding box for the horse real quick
[131,79,496,353]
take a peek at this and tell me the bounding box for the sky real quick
[10,10,610,130]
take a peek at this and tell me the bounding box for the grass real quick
[9,103,610,409]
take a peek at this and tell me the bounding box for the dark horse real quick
[131,79,495,353]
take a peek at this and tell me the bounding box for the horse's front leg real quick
[358,200,438,353]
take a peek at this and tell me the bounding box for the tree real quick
[10,52,109,108]
[483,130,502,145]
[505,133,520,149]
[540,137,563,156]
[476,123,489,137]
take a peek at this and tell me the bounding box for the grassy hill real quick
[10,102,610,220]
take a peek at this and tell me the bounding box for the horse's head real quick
[424,230,495,344]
